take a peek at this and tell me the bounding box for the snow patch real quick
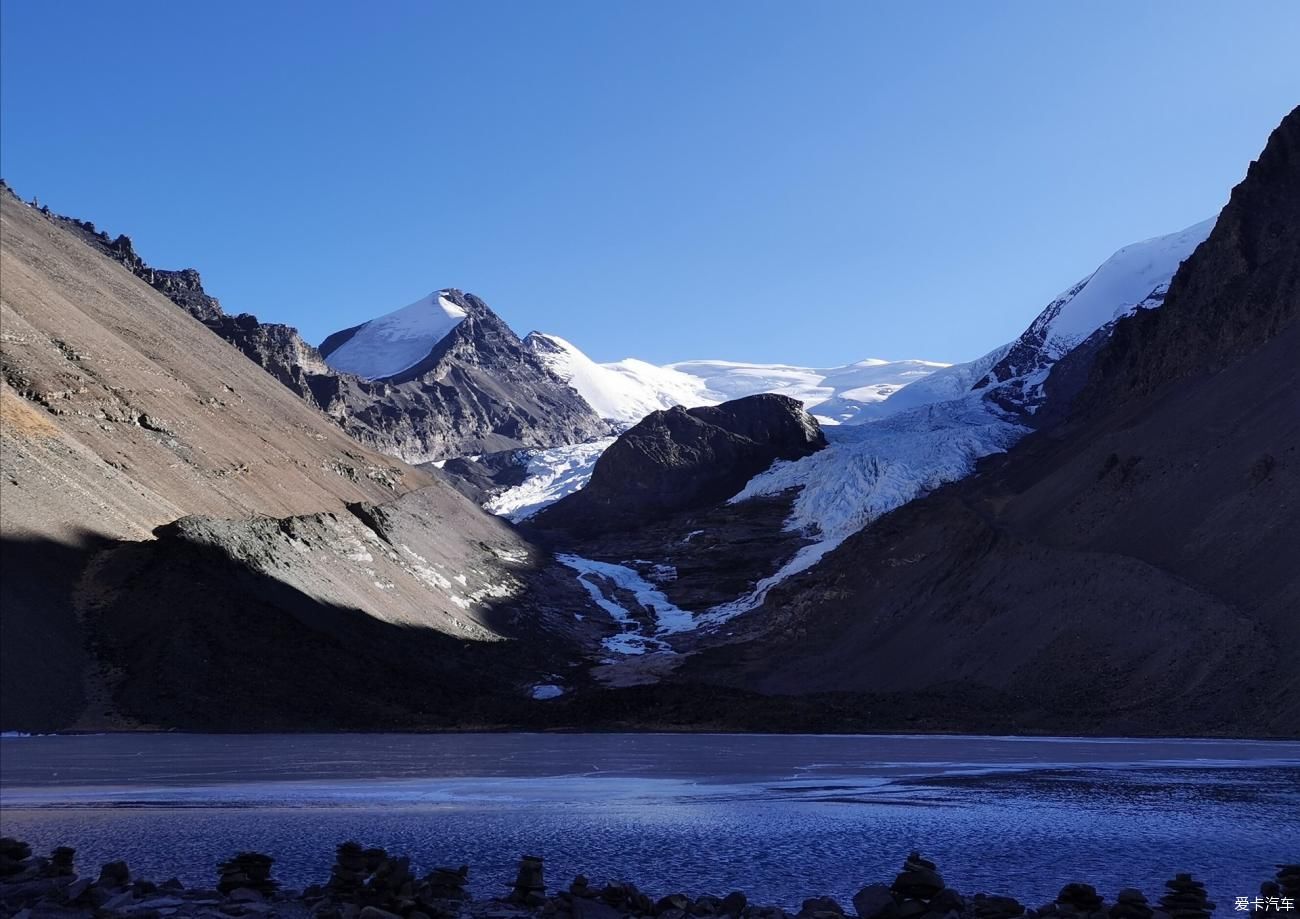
[556,554,695,655]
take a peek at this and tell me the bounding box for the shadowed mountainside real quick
[650,106,1300,737]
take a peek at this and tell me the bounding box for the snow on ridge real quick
[528,332,954,429]
[1032,218,1215,359]
[526,332,713,424]
[323,291,467,380]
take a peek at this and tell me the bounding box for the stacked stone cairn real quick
[314,840,475,917]
[1251,865,1299,919]
[1155,874,1215,919]
[1277,865,1300,904]
[216,851,278,897]
[510,855,548,907]
[0,839,33,878]
[1038,883,1108,919]
[850,851,972,919]
[0,834,1288,919]
[1109,889,1153,919]
[425,863,471,901]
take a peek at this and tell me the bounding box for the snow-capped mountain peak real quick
[320,289,468,380]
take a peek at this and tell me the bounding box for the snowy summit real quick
[321,290,468,380]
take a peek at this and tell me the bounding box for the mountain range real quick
[1,104,1295,736]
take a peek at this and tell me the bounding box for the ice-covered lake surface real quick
[1,733,1296,908]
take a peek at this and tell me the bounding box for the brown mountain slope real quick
[0,190,573,731]
[666,107,1300,737]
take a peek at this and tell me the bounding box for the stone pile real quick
[425,864,471,901]
[1277,865,1300,902]
[314,841,482,918]
[1156,874,1215,919]
[851,852,981,919]
[1043,883,1107,919]
[510,855,547,907]
[1109,889,1153,919]
[1251,866,1299,919]
[892,852,946,902]
[327,840,376,899]
[0,838,33,877]
[216,851,278,897]
[0,835,1284,919]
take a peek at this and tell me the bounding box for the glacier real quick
[489,219,1217,642]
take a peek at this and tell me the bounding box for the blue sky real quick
[2,2,1297,365]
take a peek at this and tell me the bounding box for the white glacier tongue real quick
[715,395,1028,616]
[323,291,468,380]
[483,437,616,522]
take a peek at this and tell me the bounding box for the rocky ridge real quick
[10,183,610,463]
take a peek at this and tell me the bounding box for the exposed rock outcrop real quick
[534,394,825,535]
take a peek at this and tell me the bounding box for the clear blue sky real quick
[2,2,1297,365]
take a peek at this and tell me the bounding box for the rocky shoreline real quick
[2,838,1297,919]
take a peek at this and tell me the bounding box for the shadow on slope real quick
[0,530,582,733]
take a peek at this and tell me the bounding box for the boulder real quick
[724,892,750,917]
[97,861,131,890]
[853,884,897,919]
[534,394,826,534]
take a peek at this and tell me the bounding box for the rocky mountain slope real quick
[0,188,587,731]
[38,205,609,464]
[654,105,1300,736]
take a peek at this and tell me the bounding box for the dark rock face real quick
[535,394,825,535]
[431,451,530,505]
[1083,105,1300,405]
[44,208,609,462]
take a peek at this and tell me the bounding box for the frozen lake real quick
[0,733,1295,908]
